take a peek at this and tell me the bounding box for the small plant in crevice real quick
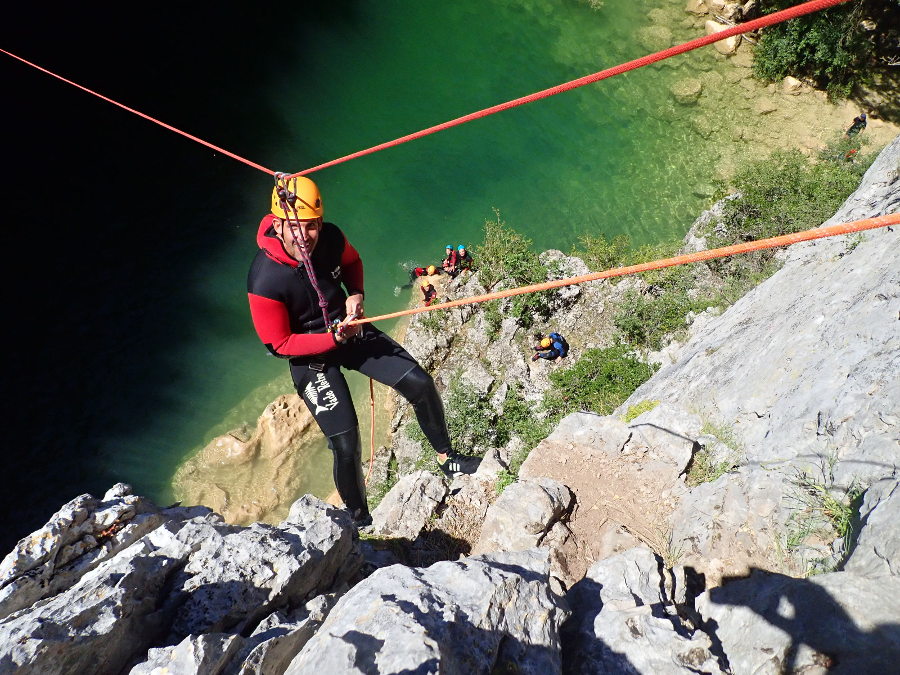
[622,399,660,423]
[784,467,865,575]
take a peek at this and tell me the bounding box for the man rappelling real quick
[246,176,481,526]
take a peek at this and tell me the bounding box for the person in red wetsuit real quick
[420,279,437,306]
[247,176,480,525]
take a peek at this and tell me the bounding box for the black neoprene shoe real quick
[351,509,373,528]
[438,452,482,477]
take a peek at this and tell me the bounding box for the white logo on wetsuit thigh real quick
[303,373,339,415]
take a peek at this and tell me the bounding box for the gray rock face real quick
[370,470,448,540]
[172,497,359,637]
[696,568,900,674]
[620,136,900,488]
[563,547,722,675]
[0,493,360,675]
[0,538,186,675]
[473,477,573,555]
[284,549,569,675]
[845,478,900,578]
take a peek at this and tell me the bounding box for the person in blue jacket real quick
[531,332,569,362]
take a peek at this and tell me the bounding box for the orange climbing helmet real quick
[420,279,431,288]
[272,176,323,220]
[426,265,436,275]
[540,337,552,349]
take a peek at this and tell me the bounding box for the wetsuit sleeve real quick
[341,235,365,297]
[247,293,337,357]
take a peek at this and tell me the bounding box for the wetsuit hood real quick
[257,214,299,267]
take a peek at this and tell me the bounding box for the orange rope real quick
[349,213,899,326]
[365,377,376,485]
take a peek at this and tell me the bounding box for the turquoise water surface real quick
[4,1,732,535]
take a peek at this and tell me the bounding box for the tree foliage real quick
[752,0,898,99]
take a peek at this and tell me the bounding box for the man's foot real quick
[531,353,540,361]
[351,508,373,528]
[438,451,482,477]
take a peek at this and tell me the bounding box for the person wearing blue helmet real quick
[441,244,459,277]
[456,244,474,273]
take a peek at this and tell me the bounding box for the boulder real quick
[284,549,569,675]
[563,547,722,674]
[370,470,448,540]
[696,568,900,674]
[705,20,741,55]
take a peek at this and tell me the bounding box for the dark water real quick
[1,1,724,552]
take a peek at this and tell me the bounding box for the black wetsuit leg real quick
[328,428,368,517]
[392,366,452,455]
[289,361,368,516]
[342,327,453,455]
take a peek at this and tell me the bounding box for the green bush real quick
[752,1,873,99]
[573,233,631,272]
[474,209,552,327]
[718,144,871,244]
[543,344,658,418]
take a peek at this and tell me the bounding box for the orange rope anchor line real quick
[289,0,850,177]
[350,214,899,326]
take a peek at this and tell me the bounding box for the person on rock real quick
[531,332,569,362]
[409,264,437,283]
[441,244,459,277]
[846,112,867,137]
[456,245,474,273]
[420,279,438,306]
[247,176,481,525]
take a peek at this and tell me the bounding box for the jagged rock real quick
[370,470,448,540]
[129,633,243,675]
[563,547,721,674]
[668,467,786,587]
[0,485,166,620]
[473,477,574,555]
[685,0,709,15]
[170,496,359,638]
[624,401,702,475]
[705,20,741,55]
[0,536,189,675]
[284,549,569,675]
[696,568,900,674]
[782,75,804,95]
[522,413,632,466]
[620,136,900,540]
[223,593,341,675]
[845,478,900,578]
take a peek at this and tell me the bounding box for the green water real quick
[122,0,730,507]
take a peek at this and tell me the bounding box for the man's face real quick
[276,218,322,258]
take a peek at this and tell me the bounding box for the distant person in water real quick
[246,176,482,526]
[846,113,867,137]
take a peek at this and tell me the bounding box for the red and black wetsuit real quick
[247,216,452,519]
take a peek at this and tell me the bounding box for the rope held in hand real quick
[347,214,900,327]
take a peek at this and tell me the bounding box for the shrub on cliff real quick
[474,209,551,328]
[751,0,898,99]
[542,344,658,418]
